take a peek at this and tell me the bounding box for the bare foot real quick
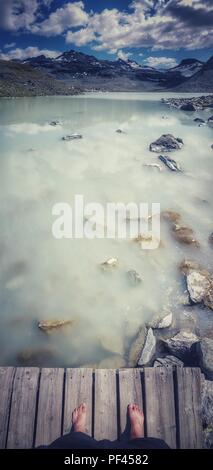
[72,402,87,433]
[128,403,144,439]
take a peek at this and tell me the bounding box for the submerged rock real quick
[158,155,182,172]
[161,210,181,223]
[143,163,163,172]
[163,331,199,361]
[38,319,74,332]
[100,257,118,269]
[138,328,156,366]
[172,224,199,247]
[116,129,125,134]
[127,270,142,285]
[198,338,213,379]
[98,355,126,369]
[180,260,213,310]
[209,233,213,246]
[149,134,183,153]
[99,334,124,356]
[154,355,184,368]
[17,347,56,366]
[208,115,213,126]
[62,133,82,141]
[128,326,147,366]
[180,103,196,111]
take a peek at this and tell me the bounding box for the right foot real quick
[72,403,87,433]
[128,403,144,439]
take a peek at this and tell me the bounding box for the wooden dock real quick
[0,367,203,449]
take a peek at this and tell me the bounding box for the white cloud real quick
[0,46,60,61]
[3,42,16,49]
[32,1,88,36]
[144,56,178,68]
[117,50,133,61]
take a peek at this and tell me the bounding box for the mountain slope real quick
[0,60,81,97]
[170,55,213,92]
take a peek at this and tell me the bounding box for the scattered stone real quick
[180,103,196,111]
[133,233,161,248]
[149,311,173,329]
[128,326,147,366]
[143,163,163,172]
[194,118,206,124]
[149,134,183,152]
[127,270,142,285]
[163,330,200,361]
[198,338,213,379]
[161,210,181,223]
[172,224,199,247]
[62,133,82,141]
[17,347,56,366]
[116,129,125,134]
[158,155,182,172]
[100,257,118,269]
[179,259,201,275]
[162,95,213,111]
[211,144,213,150]
[49,120,61,126]
[138,328,156,366]
[154,355,184,368]
[38,319,74,332]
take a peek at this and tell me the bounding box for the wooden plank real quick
[144,367,176,448]
[118,368,143,435]
[94,369,117,441]
[7,368,40,449]
[35,368,64,447]
[176,367,202,449]
[63,368,93,436]
[0,368,15,449]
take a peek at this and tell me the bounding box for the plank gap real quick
[116,370,121,440]
[173,368,181,449]
[32,369,42,448]
[140,369,147,438]
[60,369,66,437]
[92,370,95,438]
[4,368,16,449]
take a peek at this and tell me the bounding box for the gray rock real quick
[173,225,199,247]
[116,129,125,133]
[154,355,184,368]
[127,270,142,285]
[138,328,156,366]
[202,379,213,428]
[149,312,173,329]
[49,120,61,126]
[62,133,82,141]
[163,331,199,361]
[149,134,183,152]
[198,338,213,379]
[128,326,147,367]
[208,115,213,126]
[194,118,205,124]
[187,271,211,303]
[209,233,213,245]
[180,103,196,111]
[158,155,182,172]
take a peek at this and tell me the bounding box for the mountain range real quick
[0,49,212,96]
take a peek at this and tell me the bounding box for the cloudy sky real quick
[0,0,212,68]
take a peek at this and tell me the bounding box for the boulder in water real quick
[172,224,200,247]
[149,134,183,152]
[163,330,199,361]
[180,103,196,111]
[17,347,56,366]
[158,155,182,172]
[38,319,74,332]
[137,328,156,366]
[100,257,118,269]
[62,134,82,141]
[161,210,181,223]
[198,338,213,379]
[128,326,147,366]
[179,260,213,310]
[194,118,205,124]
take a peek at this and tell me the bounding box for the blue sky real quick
[0,1,212,68]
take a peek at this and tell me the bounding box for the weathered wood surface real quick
[0,367,203,449]
[176,368,203,449]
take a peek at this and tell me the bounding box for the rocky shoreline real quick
[162,94,213,111]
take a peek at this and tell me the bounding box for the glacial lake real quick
[0,92,213,368]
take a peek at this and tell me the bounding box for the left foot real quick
[128,403,144,439]
[72,403,87,433]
